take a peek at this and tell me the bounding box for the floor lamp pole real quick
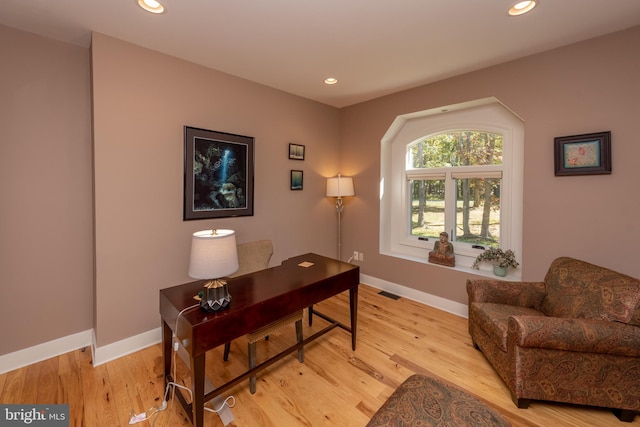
[335,197,344,261]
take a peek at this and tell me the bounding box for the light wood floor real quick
[1,284,637,426]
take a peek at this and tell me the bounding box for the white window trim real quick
[380,97,524,278]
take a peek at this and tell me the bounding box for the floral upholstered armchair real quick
[467,257,640,422]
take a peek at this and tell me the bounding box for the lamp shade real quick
[326,175,355,197]
[188,229,239,279]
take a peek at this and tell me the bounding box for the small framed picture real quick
[289,143,305,160]
[290,170,303,190]
[554,131,611,176]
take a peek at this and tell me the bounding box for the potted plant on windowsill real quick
[472,247,519,277]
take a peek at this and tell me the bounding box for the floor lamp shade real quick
[188,229,238,312]
[326,175,354,198]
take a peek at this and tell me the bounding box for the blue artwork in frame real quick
[290,170,303,190]
[184,126,254,220]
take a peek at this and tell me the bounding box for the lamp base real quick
[199,281,232,312]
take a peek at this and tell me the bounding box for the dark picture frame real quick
[290,170,303,190]
[554,131,611,176]
[184,126,254,220]
[289,143,305,160]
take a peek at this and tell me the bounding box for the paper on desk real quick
[298,261,314,267]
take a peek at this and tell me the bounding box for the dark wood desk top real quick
[160,253,359,356]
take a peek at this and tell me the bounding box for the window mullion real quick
[444,172,456,240]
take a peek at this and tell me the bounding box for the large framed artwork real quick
[554,131,611,176]
[184,126,254,220]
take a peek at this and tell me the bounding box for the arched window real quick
[380,98,523,276]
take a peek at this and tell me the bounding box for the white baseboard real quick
[0,274,467,374]
[91,327,162,367]
[0,330,93,375]
[360,274,468,318]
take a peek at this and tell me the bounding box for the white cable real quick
[129,303,199,425]
[205,395,236,413]
[174,303,200,342]
[172,304,235,418]
[130,302,237,424]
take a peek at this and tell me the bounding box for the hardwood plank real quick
[20,359,41,403]
[58,351,85,427]
[106,354,146,426]
[36,356,59,404]
[78,345,120,426]
[0,366,26,404]
[58,349,81,376]
[0,371,6,398]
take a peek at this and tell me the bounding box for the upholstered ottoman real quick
[367,374,512,427]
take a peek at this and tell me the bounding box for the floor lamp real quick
[326,174,355,261]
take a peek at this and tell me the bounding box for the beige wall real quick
[3,22,639,358]
[0,25,93,354]
[340,26,640,304]
[91,33,341,347]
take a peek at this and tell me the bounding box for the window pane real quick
[410,179,445,239]
[454,178,500,247]
[409,131,503,168]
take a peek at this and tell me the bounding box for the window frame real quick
[380,98,524,277]
[407,170,503,250]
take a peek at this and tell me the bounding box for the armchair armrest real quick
[508,315,640,357]
[466,279,546,310]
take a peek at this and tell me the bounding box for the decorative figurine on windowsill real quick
[428,231,455,267]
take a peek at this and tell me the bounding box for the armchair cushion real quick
[508,316,640,357]
[467,279,546,310]
[541,257,640,324]
[470,303,544,351]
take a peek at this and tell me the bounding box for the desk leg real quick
[191,353,205,427]
[349,286,358,350]
[162,321,172,383]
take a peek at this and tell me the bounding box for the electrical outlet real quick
[359,252,364,261]
[353,251,359,261]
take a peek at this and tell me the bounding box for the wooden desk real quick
[159,253,360,426]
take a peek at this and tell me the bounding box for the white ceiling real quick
[2,0,639,107]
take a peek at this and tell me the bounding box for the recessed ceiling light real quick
[508,1,537,16]
[138,0,165,14]
[324,77,338,85]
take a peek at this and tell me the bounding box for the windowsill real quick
[382,250,522,281]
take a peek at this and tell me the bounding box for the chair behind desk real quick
[230,240,274,277]
[224,240,304,394]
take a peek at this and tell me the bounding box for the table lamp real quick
[188,229,239,312]
[326,174,355,261]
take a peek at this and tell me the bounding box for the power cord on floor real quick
[128,303,235,424]
[205,396,236,413]
[128,379,194,424]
